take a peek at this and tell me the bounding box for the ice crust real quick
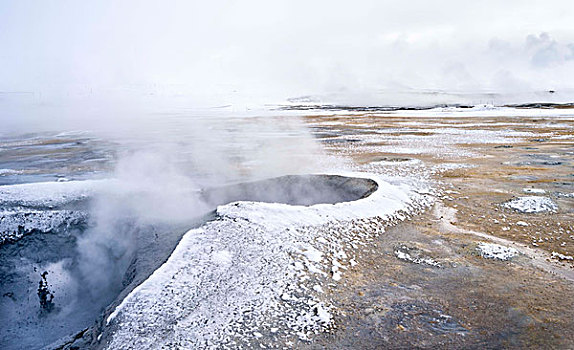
[103,173,432,349]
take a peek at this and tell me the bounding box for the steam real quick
[4,2,573,346]
[75,149,207,298]
[73,111,339,301]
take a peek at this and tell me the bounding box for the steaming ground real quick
[100,173,432,349]
[0,112,433,349]
[2,105,574,349]
[0,114,341,350]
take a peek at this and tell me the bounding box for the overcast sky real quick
[1,0,574,109]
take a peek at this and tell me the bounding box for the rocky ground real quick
[303,109,574,349]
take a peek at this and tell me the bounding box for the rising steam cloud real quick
[73,112,339,301]
[2,0,572,304]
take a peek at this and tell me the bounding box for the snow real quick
[344,126,534,158]
[212,250,234,266]
[314,304,331,324]
[523,188,546,194]
[0,209,87,244]
[477,242,519,261]
[551,252,574,261]
[103,172,433,348]
[301,246,323,263]
[394,247,441,267]
[0,180,106,244]
[503,196,558,213]
[0,168,20,175]
[0,179,109,208]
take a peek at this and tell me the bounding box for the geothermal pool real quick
[0,172,383,350]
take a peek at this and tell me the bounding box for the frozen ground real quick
[2,105,574,349]
[101,173,433,349]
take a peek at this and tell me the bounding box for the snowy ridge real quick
[0,180,104,244]
[103,172,433,349]
[0,209,87,244]
[0,179,110,208]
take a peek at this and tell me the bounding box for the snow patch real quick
[551,252,574,261]
[394,245,441,267]
[477,242,518,261]
[301,246,323,263]
[523,188,546,194]
[503,196,558,213]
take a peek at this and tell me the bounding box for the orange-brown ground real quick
[304,112,574,349]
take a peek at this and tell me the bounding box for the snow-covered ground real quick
[0,179,109,208]
[0,180,107,244]
[102,173,433,349]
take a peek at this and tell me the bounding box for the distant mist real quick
[2,0,574,133]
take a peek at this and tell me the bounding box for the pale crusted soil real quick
[304,112,574,349]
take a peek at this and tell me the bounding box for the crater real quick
[0,174,377,350]
[201,174,378,207]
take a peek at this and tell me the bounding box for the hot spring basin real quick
[0,174,377,350]
[201,174,378,207]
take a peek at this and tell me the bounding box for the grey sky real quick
[1,0,573,106]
